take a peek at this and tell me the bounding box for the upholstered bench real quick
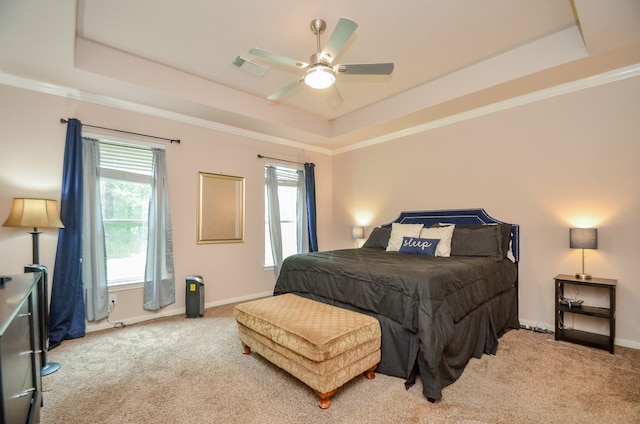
[233,293,381,409]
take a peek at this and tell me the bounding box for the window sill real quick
[108,281,144,292]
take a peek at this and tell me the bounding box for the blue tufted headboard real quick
[382,208,519,262]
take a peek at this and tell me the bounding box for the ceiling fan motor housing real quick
[310,52,332,66]
[310,19,327,35]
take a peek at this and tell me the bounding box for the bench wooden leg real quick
[364,365,377,379]
[241,342,251,355]
[316,389,338,409]
[315,365,378,409]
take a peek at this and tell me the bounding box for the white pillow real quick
[419,225,455,257]
[386,223,424,251]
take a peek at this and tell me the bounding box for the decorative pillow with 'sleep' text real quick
[398,237,440,256]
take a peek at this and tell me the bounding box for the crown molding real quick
[333,63,640,154]
[0,72,332,156]
[2,63,639,156]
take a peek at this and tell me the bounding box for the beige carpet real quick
[41,302,640,424]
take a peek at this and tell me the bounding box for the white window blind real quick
[99,142,154,177]
[265,165,303,185]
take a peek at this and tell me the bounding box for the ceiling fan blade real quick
[249,48,308,69]
[321,17,358,63]
[267,79,303,101]
[336,63,394,75]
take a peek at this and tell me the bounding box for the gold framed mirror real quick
[197,172,245,243]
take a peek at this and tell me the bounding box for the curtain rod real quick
[60,118,181,144]
[257,154,304,165]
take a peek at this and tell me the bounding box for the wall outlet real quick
[109,293,118,305]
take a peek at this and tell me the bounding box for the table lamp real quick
[569,228,597,280]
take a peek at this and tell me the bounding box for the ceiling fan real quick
[250,17,394,102]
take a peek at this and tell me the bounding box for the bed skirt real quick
[294,285,518,400]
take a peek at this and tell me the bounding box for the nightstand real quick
[554,274,616,353]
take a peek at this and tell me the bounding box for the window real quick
[264,165,305,267]
[98,141,154,286]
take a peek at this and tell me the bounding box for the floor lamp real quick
[3,198,64,376]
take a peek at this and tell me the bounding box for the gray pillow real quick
[362,227,391,249]
[433,223,512,259]
[450,224,508,259]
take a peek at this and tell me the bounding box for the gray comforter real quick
[273,247,518,400]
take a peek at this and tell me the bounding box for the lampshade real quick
[304,64,336,89]
[569,228,597,250]
[351,226,365,240]
[3,198,64,229]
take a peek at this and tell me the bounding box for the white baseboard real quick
[86,291,273,333]
[615,338,640,350]
[518,319,554,333]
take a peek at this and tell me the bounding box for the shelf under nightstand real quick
[554,274,616,354]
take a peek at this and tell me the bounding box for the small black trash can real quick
[186,275,204,318]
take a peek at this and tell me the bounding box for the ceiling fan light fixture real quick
[304,65,336,89]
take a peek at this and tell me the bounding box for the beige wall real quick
[332,74,640,347]
[1,73,638,347]
[0,84,333,331]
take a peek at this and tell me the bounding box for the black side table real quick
[554,274,616,354]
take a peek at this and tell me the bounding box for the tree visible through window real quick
[98,141,154,285]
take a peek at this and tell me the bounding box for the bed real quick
[273,208,520,401]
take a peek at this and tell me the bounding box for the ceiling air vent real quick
[231,55,269,77]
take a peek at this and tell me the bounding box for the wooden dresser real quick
[0,273,42,424]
